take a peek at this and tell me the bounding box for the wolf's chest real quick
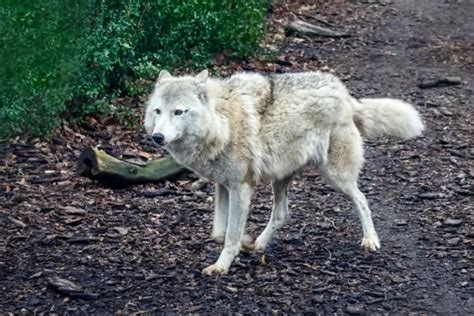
[171,151,231,185]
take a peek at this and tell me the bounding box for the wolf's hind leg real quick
[212,184,229,243]
[253,176,292,252]
[321,126,380,251]
[339,182,380,251]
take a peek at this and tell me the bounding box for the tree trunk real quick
[76,147,186,186]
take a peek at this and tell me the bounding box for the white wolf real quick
[144,70,424,275]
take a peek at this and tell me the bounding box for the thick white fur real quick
[145,71,424,275]
[353,98,424,139]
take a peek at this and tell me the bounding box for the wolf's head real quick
[144,70,211,147]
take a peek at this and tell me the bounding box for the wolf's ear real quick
[195,70,208,84]
[157,70,172,84]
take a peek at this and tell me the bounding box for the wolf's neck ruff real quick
[165,83,231,169]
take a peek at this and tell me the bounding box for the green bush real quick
[0,1,268,139]
[0,1,91,138]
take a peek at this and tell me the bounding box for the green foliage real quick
[0,0,268,139]
[0,1,91,138]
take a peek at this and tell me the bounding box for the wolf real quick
[144,70,424,275]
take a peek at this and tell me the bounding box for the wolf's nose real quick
[152,133,165,145]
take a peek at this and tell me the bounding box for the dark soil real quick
[1,0,473,314]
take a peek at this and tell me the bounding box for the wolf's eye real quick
[174,109,183,116]
[155,109,161,115]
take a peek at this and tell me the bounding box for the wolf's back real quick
[352,98,424,140]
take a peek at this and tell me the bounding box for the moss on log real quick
[76,147,186,186]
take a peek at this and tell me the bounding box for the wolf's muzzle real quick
[152,133,165,145]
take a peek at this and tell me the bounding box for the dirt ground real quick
[1,0,473,314]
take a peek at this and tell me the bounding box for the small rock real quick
[425,100,439,107]
[7,216,27,228]
[312,295,324,303]
[47,276,98,300]
[48,276,83,292]
[29,271,43,279]
[394,219,408,226]
[444,218,463,227]
[187,305,203,313]
[431,108,442,116]
[113,227,129,235]
[225,286,238,293]
[61,206,87,215]
[318,222,332,229]
[436,251,448,258]
[391,275,410,283]
[346,303,365,315]
[447,237,460,246]
[439,107,453,116]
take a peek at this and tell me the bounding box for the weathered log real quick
[287,19,350,38]
[77,147,186,186]
[418,76,462,89]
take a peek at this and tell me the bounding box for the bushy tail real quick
[352,98,424,140]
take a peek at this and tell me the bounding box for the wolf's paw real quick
[252,243,267,253]
[202,263,228,276]
[212,234,225,244]
[240,234,255,252]
[361,234,380,251]
[249,238,268,253]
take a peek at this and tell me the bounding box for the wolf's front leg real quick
[212,184,229,243]
[202,182,253,275]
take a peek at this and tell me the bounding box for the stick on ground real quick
[287,19,350,38]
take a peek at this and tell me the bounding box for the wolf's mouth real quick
[162,132,183,146]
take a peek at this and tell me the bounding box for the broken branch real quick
[287,19,350,38]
